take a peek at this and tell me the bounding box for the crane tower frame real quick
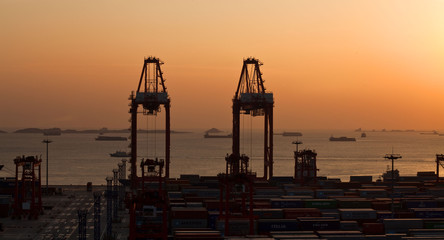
[129,57,170,189]
[229,58,274,179]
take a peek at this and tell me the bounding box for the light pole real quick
[384,153,402,218]
[42,139,52,193]
[292,139,303,182]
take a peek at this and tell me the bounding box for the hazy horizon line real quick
[0,126,439,132]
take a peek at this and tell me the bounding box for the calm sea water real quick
[0,129,442,185]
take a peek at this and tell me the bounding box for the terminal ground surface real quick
[0,185,129,240]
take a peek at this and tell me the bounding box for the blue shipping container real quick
[257,219,299,233]
[405,200,437,209]
[270,199,304,208]
[413,208,444,218]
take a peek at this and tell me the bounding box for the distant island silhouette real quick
[13,127,191,134]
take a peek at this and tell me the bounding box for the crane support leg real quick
[130,103,138,189]
[268,106,273,178]
[165,102,170,178]
[264,111,268,179]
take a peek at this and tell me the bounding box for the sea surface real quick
[0,129,442,185]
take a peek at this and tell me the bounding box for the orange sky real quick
[1,0,444,130]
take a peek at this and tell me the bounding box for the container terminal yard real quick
[2,58,444,240]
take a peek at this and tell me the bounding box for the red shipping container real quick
[362,223,384,235]
[203,200,219,210]
[372,202,391,211]
[344,192,360,197]
[395,211,415,218]
[0,204,10,218]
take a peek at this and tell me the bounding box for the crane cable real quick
[153,62,157,158]
[154,114,157,158]
[0,165,15,177]
[146,115,150,158]
[248,65,254,170]
[145,113,158,159]
[250,115,253,170]
[242,113,245,155]
[146,64,151,158]
[145,63,159,159]
[153,63,158,158]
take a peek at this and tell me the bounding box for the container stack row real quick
[153,174,444,239]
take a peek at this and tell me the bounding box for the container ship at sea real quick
[95,135,127,141]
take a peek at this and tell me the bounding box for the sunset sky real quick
[1,0,444,131]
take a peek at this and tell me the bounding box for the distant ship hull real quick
[110,151,131,157]
[282,131,303,137]
[329,136,356,142]
[204,133,232,138]
[96,136,127,141]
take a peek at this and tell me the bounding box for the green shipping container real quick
[424,221,444,229]
[390,202,403,211]
[304,199,337,209]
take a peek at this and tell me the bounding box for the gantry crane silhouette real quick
[227,57,274,179]
[129,57,170,189]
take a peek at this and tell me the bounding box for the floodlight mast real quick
[384,153,402,218]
